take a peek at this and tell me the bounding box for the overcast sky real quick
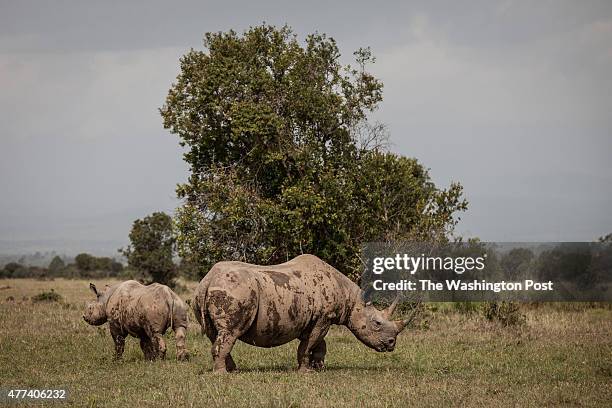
[1,0,611,255]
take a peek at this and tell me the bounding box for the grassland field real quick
[0,278,610,407]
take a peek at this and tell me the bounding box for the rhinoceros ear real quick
[89,283,98,297]
[361,285,374,304]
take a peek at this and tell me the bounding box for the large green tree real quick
[122,212,177,287]
[161,25,467,279]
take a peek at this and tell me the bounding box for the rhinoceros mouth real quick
[374,338,396,352]
[374,343,394,352]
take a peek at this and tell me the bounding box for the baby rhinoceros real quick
[83,280,189,361]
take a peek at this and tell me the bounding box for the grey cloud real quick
[0,1,610,255]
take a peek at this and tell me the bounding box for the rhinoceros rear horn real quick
[89,283,98,297]
[383,294,401,319]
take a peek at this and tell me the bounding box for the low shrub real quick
[483,301,525,326]
[31,289,62,303]
[453,302,481,314]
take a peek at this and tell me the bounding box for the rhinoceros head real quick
[348,295,412,352]
[83,283,108,326]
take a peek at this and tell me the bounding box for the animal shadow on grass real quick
[198,363,407,374]
[196,364,293,374]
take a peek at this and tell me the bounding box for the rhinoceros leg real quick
[110,324,126,360]
[153,333,167,360]
[205,330,237,372]
[297,323,330,372]
[309,339,327,370]
[206,288,257,373]
[174,326,189,361]
[140,336,155,360]
[225,354,237,372]
[211,331,238,373]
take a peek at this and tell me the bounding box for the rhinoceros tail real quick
[170,298,174,331]
[194,279,210,336]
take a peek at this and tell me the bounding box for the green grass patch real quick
[0,279,610,407]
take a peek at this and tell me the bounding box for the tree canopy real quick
[161,25,467,279]
[122,212,177,287]
[48,256,66,275]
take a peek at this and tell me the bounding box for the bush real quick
[453,302,481,314]
[31,289,62,303]
[117,267,144,281]
[67,254,125,278]
[74,253,96,271]
[12,265,34,279]
[122,212,177,288]
[2,262,26,278]
[483,301,525,326]
[48,256,66,276]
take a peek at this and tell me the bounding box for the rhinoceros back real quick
[105,280,185,337]
[197,255,355,347]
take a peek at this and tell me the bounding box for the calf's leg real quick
[174,326,189,361]
[110,325,126,360]
[153,333,167,360]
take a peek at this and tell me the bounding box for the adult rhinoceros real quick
[193,254,415,372]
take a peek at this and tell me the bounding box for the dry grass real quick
[0,278,610,407]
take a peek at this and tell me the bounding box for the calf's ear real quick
[89,283,98,297]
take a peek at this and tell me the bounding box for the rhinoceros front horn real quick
[393,302,421,333]
[394,319,410,332]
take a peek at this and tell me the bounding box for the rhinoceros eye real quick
[371,317,382,331]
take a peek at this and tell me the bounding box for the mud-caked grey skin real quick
[194,254,414,373]
[83,280,189,361]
